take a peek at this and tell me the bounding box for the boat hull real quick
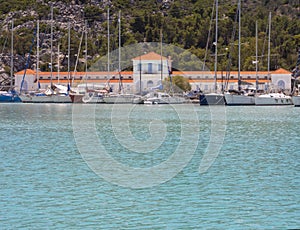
[0,93,22,103]
[20,94,71,103]
[144,97,185,104]
[292,95,300,107]
[255,94,292,106]
[70,94,84,103]
[199,93,226,105]
[224,93,255,106]
[103,95,143,104]
[82,92,104,104]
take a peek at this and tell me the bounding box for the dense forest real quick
[0,0,299,75]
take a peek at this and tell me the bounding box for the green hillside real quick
[0,0,299,73]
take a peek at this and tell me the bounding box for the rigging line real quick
[260,19,269,67]
[20,26,37,94]
[224,0,239,90]
[202,0,215,71]
[72,30,84,85]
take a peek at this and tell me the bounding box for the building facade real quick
[15,52,292,93]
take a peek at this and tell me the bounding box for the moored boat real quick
[0,20,21,103]
[224,89,255,106]
[103,93,143,104]
[199,93,226,105]
[82,90,106,104]
[144,92,185,104]
[0,90,21,103]
[255,93,292,106]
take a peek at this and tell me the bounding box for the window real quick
[278,80,285,89]
[147,80,153,88]
[148,63,153,74]
[158,64,162,72]
[137,63,142,71]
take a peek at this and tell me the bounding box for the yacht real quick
[199,93,226,105]
[103,93,143,104]
[224,89,255,106]
[144,92,185,104]
[82,89,107,104]
[255,92,292,105]
[20,85,71,103]
[0,90,21,103]
[199,0,225,106]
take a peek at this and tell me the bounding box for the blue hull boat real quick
[0,91,22,103]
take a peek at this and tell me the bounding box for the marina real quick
[0,1,299,229]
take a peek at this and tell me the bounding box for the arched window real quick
[147,80,154,88]
[278,80,285,90]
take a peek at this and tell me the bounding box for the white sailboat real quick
[20,6,71,103]
[291,49,300,106]
[255,12,292,106]
[224,0,255,105]
[0,20,22,103]
[200,0,225,105]
[102,10,143,104]
[143,92,186,104]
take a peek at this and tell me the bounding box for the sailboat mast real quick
[50,4,53,85]
[238,0,241,91]
[85,21,88,89]
[118,10,122,92]
[57,43,60,84]
[160,28,163,83]
[267,12,271,89]
[10,20,13,90]
[36,20,40,88]
[118,10,121,74]
[68,21,70,87]
[214,0,218,92]
[255,20,258,91]
[107,8,110,81]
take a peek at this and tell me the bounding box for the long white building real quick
[15,52,292,93]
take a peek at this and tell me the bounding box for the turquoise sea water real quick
[0,104,299,229]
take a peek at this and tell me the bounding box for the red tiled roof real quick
[132,51,168,61]
[15,68,291,76]
[15,69,36,75]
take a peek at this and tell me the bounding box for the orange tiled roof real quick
[15,69,36,75]
[273,68,291,74]
[15,68,291,76]
[38,79,134,84]
[189,79,269,83]
[132,51,168,61]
